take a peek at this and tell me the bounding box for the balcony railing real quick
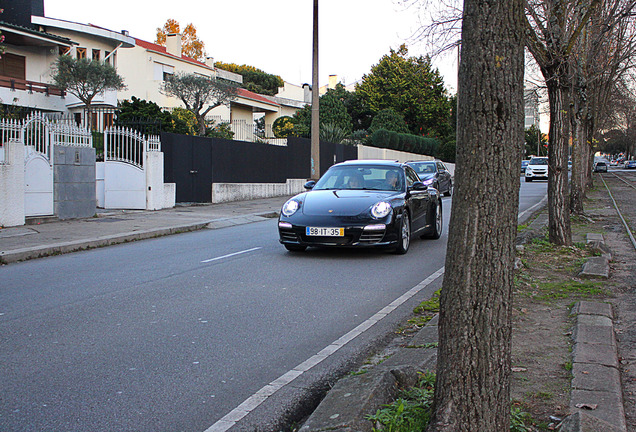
[0,75,66,97]
[207,116,287,146]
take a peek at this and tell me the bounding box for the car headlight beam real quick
[282,199,300,217]
[371,201,392,219]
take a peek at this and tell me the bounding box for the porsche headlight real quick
[371,201,392,219]
[282,199,300,217]
[421,178,435,186]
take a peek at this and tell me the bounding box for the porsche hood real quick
[300,190,396,216]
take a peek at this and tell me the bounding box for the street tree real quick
[51,55,125,130]
[405,0,613,245]
[162,72,238,136]
[428,0,525,429]
[568,1,636,213]
[355,45,453,139]
[156,19,205,61]
[292,84,353,138]
[525,124,548,157]
[214,62,284,96]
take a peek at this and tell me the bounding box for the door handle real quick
[190,170,198,174]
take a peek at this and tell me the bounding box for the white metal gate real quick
[23,116,54,216]
[1,114,93,218]
[103,127,161,209]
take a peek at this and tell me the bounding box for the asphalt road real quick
[0,180,547,432]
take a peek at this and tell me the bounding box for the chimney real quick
[3,0,44,29]
[165,33,182,57]
[205,57,215,68]
[328,75,338,89]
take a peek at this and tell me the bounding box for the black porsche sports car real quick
[278,160,443,254]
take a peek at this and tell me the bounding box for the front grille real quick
[280,231,298,242]
[301,235,352,245]
[359,231,385,243]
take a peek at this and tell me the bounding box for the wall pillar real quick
[0,140,26,227]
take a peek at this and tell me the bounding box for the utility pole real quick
[310,0,320,179]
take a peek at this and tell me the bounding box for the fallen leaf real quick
[575,403,598,410]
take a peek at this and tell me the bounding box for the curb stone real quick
[561,301,627,432]
[298,316,439,431]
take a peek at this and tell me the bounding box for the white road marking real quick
[203,267,445,432]
[200,247,262,263]
[518,195,548,222]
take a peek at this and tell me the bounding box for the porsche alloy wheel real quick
[394,212,411,254]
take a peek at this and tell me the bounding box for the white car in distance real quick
[525,157,548,182]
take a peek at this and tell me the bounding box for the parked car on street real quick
[525,157,549,182]
[626,160,636,169]
[405,160,453,196]
[593,161,608,172]
[278,160,443,254]
[521,160,530,174]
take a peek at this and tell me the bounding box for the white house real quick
[29,15,135,129]
[0,19,72,114]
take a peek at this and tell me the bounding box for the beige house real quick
[117,34,243,114]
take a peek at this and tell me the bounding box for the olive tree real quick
[51,55,125,129]
[162,72,238,136]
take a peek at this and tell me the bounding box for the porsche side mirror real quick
[304,180,316,190]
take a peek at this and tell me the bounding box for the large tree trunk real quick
[427,0,525,429]
[545,70,573,246]
[570,82,587,215]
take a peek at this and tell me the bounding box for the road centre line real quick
[204,266,446,432]
[200,247,262,263]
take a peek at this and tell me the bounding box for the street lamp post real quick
[310,0,320,180]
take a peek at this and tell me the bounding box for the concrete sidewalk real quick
[0,196,290,264]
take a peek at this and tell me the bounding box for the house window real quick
[59,46,71,56]
[92,49,100,61]
[153,62,174,81]
[74,113,82,126]
[76,47,87,59]
[104,51,111,64]
[0,53,26,80]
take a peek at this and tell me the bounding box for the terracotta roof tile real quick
[134,37,212,69]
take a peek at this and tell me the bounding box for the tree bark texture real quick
[428,0,525,429]
[570,80,587,215]
[545,70,573,246]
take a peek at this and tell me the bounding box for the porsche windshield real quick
[314,166,404,191]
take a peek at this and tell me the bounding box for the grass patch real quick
[367,372,435,431]
[414,289,441,314]
[367,372,536,431]
[531,280,608,301]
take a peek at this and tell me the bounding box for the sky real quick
[43,0,459,92]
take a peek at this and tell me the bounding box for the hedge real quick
[369,129,439,157]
